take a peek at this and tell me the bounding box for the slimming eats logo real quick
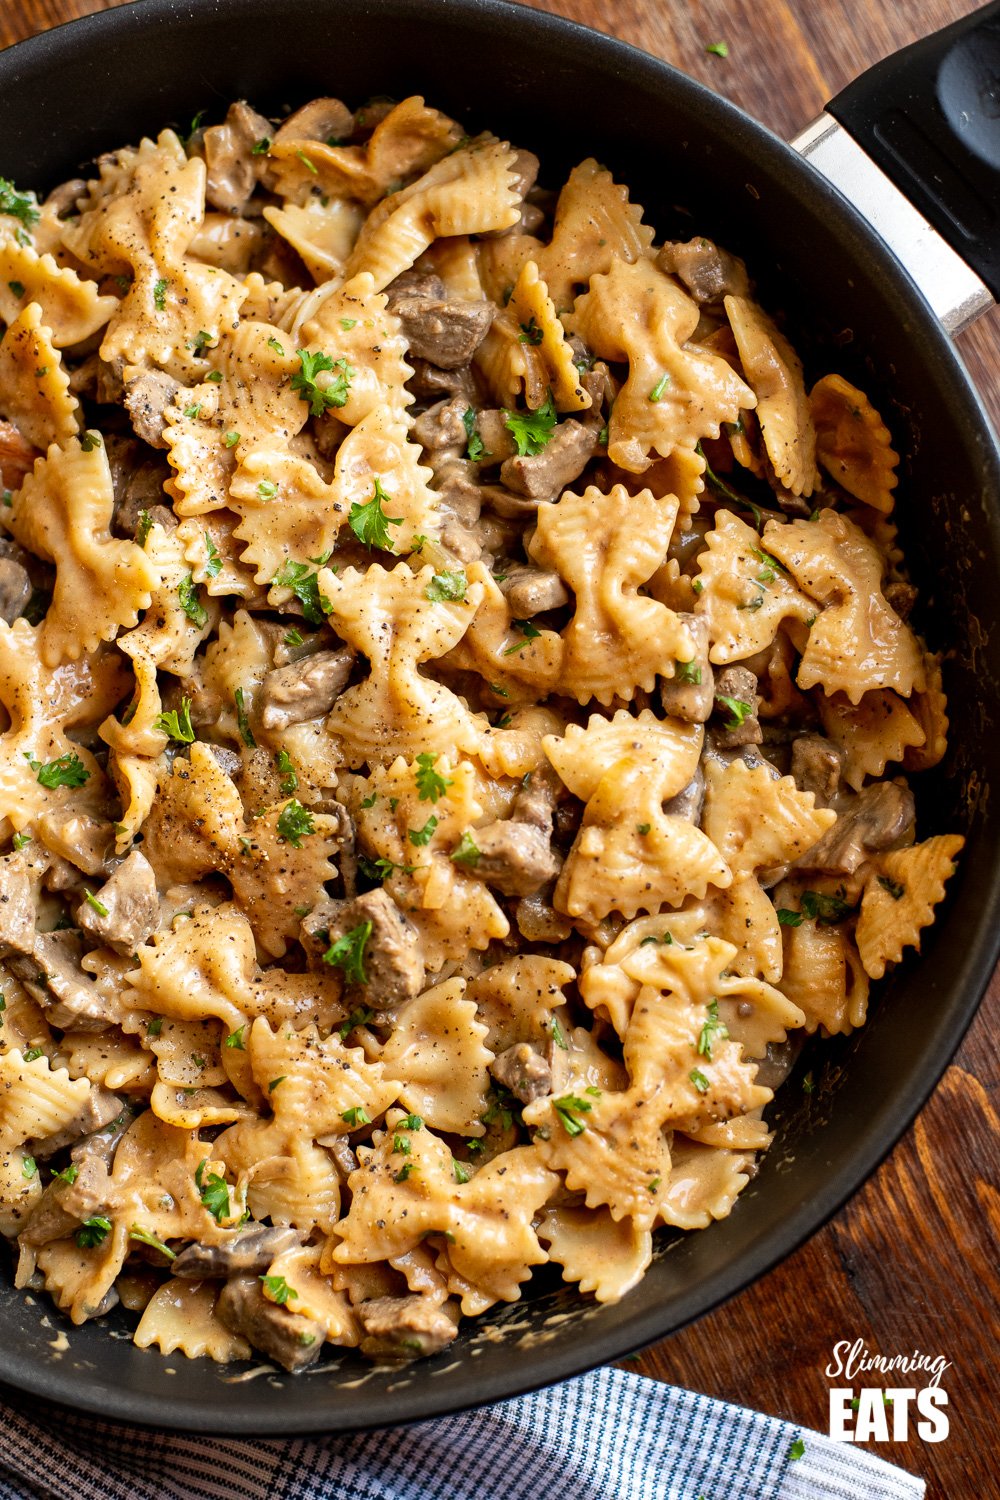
[826,1340,950,1443]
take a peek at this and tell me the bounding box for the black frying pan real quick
[1,0,998,1436]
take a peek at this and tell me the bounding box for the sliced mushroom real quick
[172,1225,301,1279]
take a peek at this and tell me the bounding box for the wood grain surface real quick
[1,2,998,1494]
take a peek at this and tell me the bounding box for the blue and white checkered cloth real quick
[0,1366,924,1500]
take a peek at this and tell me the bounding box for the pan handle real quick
[792,1,999,335]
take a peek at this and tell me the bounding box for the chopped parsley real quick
[393,1163,414,1183]
[549,1015,568,1050]
[7,280,24,298]
[341,1105,371,1127]
[337,1005,374,1040]
[636,822,651,836]
[183,402,202,420]
[271,559,331,625]
[552,1094,593,1137]
[802,1071,815,1095]
[188,329,214,359]
[449,830,481,868]
[177,575,208,629]
[204,369,223,382]
[203,533,223,577]
[696,442,763,526]
[152,277,168,310]
[276,749,298,795]
[260,1275,298,1305]
[503,620,541,655]
[878,875,906,900]
[715,693,752,730]
[323,921,373,985]
[408,815,438,847]
[697,999,729,1061]
[129,1226,176,1260]
[503,394,556,457]
[52,1163,79,1186]
[252,136,272,156]
[224,430,240,449]
[462,407,489,462]
[425,570,467,603]
[257,479,278,500]
[147,1018,163,1038]
[295,149,319,174]
[234,686,256,747]
[268,1076,286,1093]
[706,40,730,57]
[154,698,195,744]
[788,1438,805,1461]
[675,658,702,684]
[291,348,354,415]
[453,1158,471,1184]
[82,889,109,918]
[518,317,543,346]
[277,798,314,847]
[283,627,304,648]
[689,1068,710,1094]
[0,178,39,228]
[777,890,854,928]
[357,853,416,883]
[339,317,357,331]
[195,1160,231,1222]
[348,477,403,549]
[21,1155,36,1179]
[22,1047,44,1062]
[25,752,90,790]
[225,1025,246,1051]
[776,908,803,927]
[398,1114,423,1131]
[648,373,672,401]
[12,833,31,851]
[80,430,102,452]
[76,1215,112,1248]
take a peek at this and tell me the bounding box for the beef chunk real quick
[659,615,714,723]
[202,100,273,214]
[498,564,569,617]
[356,1295,458,1362]
[73,850,159,955]
[471,822,560,897]
[663,766,706,823]
[513,765,560,832]
[301,888,424,1009]
[29,1087,123,1158]
[0,557,31,623]
[172,1225,300,1279]
[10,932,109,1032]
[258,646,356,731]
[713,665,762,747]
[794,782,915,876]
[500,418,598,499]
[407,358,478,404]
[0,851,36,956]
[19,1155,112,1248]
[489,1042,552,1104]
[386,274,493,369]
[216,1275,324,1372]
[412,396,469,453]
[657,237,749,305]
[106,435,172,537]
[791,734,843,807]
[124,370,180,449]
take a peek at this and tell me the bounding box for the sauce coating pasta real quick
[0,93,961,1370]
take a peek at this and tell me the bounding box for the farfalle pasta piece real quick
[263,198,366,283]
[507,260,591,413]
[762,510,926,703]
[0,303,78,450]
[298,272,414,422]
[333,1129,557,1306]
[466,955,575,1053]
[701,760,836,878]
[0,240,117,346]
[269,95,463,208]
[216,1116,341,1234]
[725,295,818,496]
[568,259,755,472]
[378,980,493,1134]
[262,1243,360,1345]
[9,436,156,667]
[134,1280,251,1362]
[544,711,725,920]
[537,1204,652,1303]
[779,917,870,1035]
[0,620,109,834]
[343,137,522,290]
[529,484,692,704]
[59,1030,156,1095]
[818,690,925,790]
[349,754,509,971]
[481,158,655,311]
[0,1048,92,1149]
[693,510,817,663]
[228,800,342,960]
[247,1017,400,1138]
[657,1137,754,1231]
[811,373,899,514]
[856,834,964,980]
[322,563,489,767]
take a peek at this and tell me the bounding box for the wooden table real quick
[2,2,998,1494]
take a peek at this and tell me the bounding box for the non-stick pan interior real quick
[1,0,998,1434]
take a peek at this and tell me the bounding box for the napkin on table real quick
[0,1366,925,1500]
